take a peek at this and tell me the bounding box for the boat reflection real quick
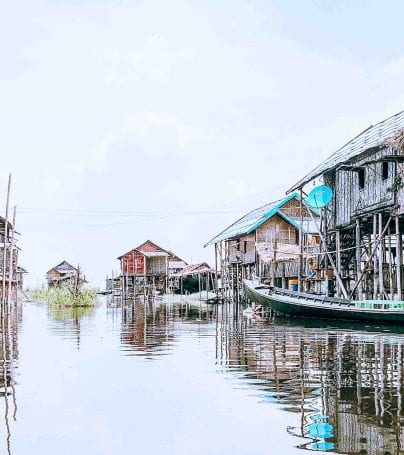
[216,306,404,454]
[118,298,404,454]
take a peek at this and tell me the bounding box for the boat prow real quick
[243,279,404,324]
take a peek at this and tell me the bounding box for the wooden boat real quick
[243,279,404,324]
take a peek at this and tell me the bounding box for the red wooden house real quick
[118,240,183,295]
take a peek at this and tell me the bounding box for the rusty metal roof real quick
[288,109,404,192]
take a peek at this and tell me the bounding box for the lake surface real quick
[0,297,403,454]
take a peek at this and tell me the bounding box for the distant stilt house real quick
[46,261,81,288]
[169,262,214,294]
[16,266,28,290]
[205,193,319,292]
[289,109,404,299]
[0,216,19,302]
[118,240,184,298]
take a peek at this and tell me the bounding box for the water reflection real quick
[0,303,21,455]
[119,299,217,357]
[119,298,404,454]
[47,305,96,348]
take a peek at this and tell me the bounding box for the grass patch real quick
[30,288,98,307]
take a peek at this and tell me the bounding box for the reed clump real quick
[31,288,97,307]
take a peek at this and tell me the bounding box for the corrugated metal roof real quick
[288,109,404,192]
[205,193,301,246]
[54,261,77,272]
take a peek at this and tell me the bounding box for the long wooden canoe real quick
[243,279,404,324]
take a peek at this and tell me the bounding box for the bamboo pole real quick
[7,207,16,308]
[1,174,11,310]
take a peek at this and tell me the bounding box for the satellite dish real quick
[305,185,333,209]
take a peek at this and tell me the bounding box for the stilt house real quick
[118,240,184,296]
[169,262,214,294]
[289,109,404,300]
[47,261,80,288]
[205,193,319,290]
[0,216,19,302]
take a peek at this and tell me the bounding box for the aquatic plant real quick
[30,288,98,307]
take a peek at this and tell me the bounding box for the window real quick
[382,161,389,180]
[358,168,365,190]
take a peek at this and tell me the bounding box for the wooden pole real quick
[351,216,392,298]
[378,212,385,298]
[143,256,147,297]
[298,189,303,292]
[7,207,16,307]
[1,174,11,309]
[396,215,402,300]
[388,226,393,299]
[356,218,363,300]
[373,214,378,299]
[336,230,341,298]
[214,243,218,295]
[305,202,349,299]
[323,207,329,297]
[272,235,277,287]
[281,262,286,289]
[165,255,168,295]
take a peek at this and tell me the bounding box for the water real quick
[0,298,403,454]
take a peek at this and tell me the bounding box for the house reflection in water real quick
[0,303,22,455]
[118,299,403,453]
[119,300,216,356]
[215,306,404,454]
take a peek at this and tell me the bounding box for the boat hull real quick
[243,280,404,324]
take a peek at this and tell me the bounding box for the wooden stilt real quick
[336,230,341,298]
[324,207,329,297]
[378,213,385,298]
[356,218,363,300]
[281,262,286,289]
[396,215,402,300]
[1,174,11,310]
[298,189,303,292]
[214,243,218,295]
[7,207,16,307]
[373,214,378,299]
[351,216,392,298]
[388,226,393,298]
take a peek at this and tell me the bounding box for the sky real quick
[1,0,404,288]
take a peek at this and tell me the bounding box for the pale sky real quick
[2,0,404,288]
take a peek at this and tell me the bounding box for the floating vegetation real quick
[30,288,98,307]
